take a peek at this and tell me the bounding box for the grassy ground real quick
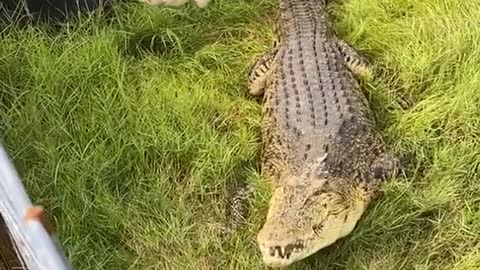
[0,0,479,269]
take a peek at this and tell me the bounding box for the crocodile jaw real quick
[257,226,344,268]
[256,188,368,268]
[257,239,322,268]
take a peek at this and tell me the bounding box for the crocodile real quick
[221,183,253,236]
[247,0,400,267]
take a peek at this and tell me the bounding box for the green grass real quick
[0,0,479,269]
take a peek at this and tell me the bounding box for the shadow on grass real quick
[122,27,209,58]
[118,0,277,60]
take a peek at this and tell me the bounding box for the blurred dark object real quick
[0,0,107,25]
[0,213,25,270]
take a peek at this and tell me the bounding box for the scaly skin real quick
[248,0,399,267]
[221,184,253,236]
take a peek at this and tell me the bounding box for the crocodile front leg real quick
[247,48,278,96]
[335,39,371,78]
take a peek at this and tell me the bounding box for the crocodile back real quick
[262,0,380,180]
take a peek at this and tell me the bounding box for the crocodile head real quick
[256,177,368,268]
